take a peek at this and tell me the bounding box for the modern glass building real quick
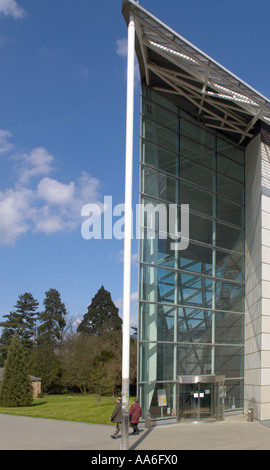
[122,0,270,422]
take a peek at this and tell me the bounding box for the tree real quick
[59,330,123,398]
[91,349,115,405]
[101,331,122,399]
[37,289,67,345]
[77,286,122,336]
[60,334,100,394]
[28,343,62,394]
[0,292,39,362]
[0,335,33,407]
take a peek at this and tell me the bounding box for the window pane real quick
[157,304,176,341]
[189,213,213,245]
[217,174,244,203]
[139,302,157,341]
[149,383,175,419]
[140,265,176,304]
[139,302,177,342]
[180,181,213,217]
[178,273,213,308]
[215,345,244,378]
[143,86,177,113]
[215,280,244,312]
[142,140,178,175]
[141,166,177,203]
[157,343,174,380]
[180,155,214,190]
[224,380,244,410]
[159,268,176,303]
[217,137,244,165]
[140,235,176,268]
[181,116,215,151]
[180,136,215,169]
[216,222,244,252]
[178,308,212,343]
[217,155,244,183]
[178,344,212,375]
[215,312,244,344]
[142,117,178,153]
[139,342,157,382]
[142,99,179,131]
[216,250,244,282]
[140,196,169,234]
[217,197,244,227]
[158,237,176,268]
[179,242,213,276]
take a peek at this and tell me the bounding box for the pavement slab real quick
[1,413,270,450]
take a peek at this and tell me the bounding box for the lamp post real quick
[121,12,135,451]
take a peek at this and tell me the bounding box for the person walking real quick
[129,398,142,435]
[109,397,122,439]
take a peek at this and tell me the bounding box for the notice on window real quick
[158,389,167,407]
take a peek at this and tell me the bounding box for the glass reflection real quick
[139,86,245,416]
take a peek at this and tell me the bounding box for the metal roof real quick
[122,0,270,144]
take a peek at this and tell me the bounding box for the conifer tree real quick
[0,335,33,407]
[0,292,39,362]
[77,286,122,336]
[37,288,67,345]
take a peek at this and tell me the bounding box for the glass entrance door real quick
[197,382,213,421]
[180,383,198,421]
[177,375,225,422]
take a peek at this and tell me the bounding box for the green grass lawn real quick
[0,394,134,425]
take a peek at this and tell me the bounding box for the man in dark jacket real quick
[129,397,142,435]
[109,397,122,439]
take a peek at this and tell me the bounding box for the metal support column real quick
[121,12,135,451]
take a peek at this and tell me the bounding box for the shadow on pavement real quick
[129,428,153,450]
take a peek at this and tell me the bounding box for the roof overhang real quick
[122,0,270,145]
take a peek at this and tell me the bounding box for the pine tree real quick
[0,292,39,360]
[77,286,122,336]
[0,335,33,407]
[37,288,67,345]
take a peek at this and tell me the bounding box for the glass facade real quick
[138,86,245,420]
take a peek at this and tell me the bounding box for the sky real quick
[1,0,270,330]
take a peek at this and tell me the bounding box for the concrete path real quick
[1,413,270,450]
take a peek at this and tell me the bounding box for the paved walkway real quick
[1,413,270,450]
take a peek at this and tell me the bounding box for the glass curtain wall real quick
[138,86,245,420]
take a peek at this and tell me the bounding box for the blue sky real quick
[1,0,270,329]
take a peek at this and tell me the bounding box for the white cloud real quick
[0,134,104,245]
[37,177,75,206]
[0,129,13,154]
[76,172,102,203]
[17,147,54,184]
[116,38,128,58]
[33,206,63,235]
[0,0,26,19]
[33,173,104,235]
[116,37,140,88]
[0,186,33,245]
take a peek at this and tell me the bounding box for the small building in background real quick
[0,368,41,399]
